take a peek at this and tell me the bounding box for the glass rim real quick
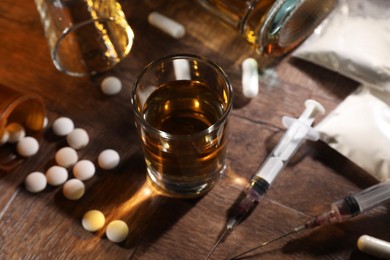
[52,17,134,77]
[131,53,234,140]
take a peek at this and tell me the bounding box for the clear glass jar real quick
[197,0,338,68]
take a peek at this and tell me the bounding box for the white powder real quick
[294,0,390,90]
[294,0,390,181]
[315,86,390,181]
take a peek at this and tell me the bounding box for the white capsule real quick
[43,117,49,128]
[73,160,95,181]
[6,122,26,143]
[16,136,40,157]
[173,59,191,80]
[52,117,74,136]
[358,235,390,259]
[25,171,47,193]
[98,149,120,170]
[62,178,85,200]
[55,146,78,168]
[242,58,259,98]
[106,220,129,243]
[45,165,68,186]
[0,129,9,146]
[82,210,105,232]
[100,76,122,96]
[148,12,186,39]
[66,128,89,150]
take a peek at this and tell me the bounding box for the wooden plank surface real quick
[0,0,386,259]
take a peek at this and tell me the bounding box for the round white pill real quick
[82,210,105,232]
[52,117,74,136]
[98,149,120,170]
[106,220,129,243]
[63,178,85,200]
[16,136,39,157]
[242,58,259,98]
[66,128,89,150]
[358,235,390,259]
[100,76,122,96]
[0,130,9,145]
[55,147,78,168]
[73,160,95,181]
[6,122,26,143]
[45,165,68,186]
[25,171,47,193]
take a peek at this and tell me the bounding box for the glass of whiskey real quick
[131,54,233,198]
[34,0,134,77]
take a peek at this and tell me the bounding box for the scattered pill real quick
[25,171,47,193]
[106,220,129,243]
[45,165,68,186]
[242,58,259,98]
[55,146,78,168]
[43,117,49,128]
[63,178,85,200]
[73,160,95,181]
[6,122,26,143]
[148,12,186,39]
[0,130,9,145]
[82,210,105,232]
[358,235,390,259]
[98,149,120,170]
[16,136,39,157]
[100,76,122,96]
[52,117,74,136]
[66,128,89,150]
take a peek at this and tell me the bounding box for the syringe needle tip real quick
[230,225,306,260]
[205,227,231,260]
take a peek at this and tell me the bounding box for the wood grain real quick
[0,0,384,259]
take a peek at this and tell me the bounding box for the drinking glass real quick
[131,54,233,198]
[34,0,134,77]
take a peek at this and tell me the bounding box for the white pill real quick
[73,160,95,181]
[52,117,74,136]
[0,130,9,145]
[63,178,85,200]
[45,165,68,186]
[55,146,78,168]
[106,220,129,243]
[43,117,49,128]
[358,235,390,259]
[100,76,122,96]
[16,136,40,157]
[6,122,26,143]
[98,149,120,170]
[242,58,259,98]
[173,59,191,80]
[25,171,47,193]
[148,12,186,39]
[66,128,89,150]
[82,210,105,232]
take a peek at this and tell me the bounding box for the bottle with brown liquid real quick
[197,0,338,68]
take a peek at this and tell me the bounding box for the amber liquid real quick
[141,80,229,196]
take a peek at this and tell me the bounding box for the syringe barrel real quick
[352,180,390,213]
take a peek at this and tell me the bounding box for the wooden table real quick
[0,0,386,259]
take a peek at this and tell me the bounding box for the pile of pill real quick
[81,210,129,243]
[0,121,42,158]
[24,116,121,202]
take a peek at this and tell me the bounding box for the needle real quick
[230,225,305,259]
[205,225,232,260]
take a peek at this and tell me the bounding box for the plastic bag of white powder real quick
[293,0,390,181]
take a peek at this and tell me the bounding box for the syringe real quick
[205,99,325,259]
[231,180,390,259]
